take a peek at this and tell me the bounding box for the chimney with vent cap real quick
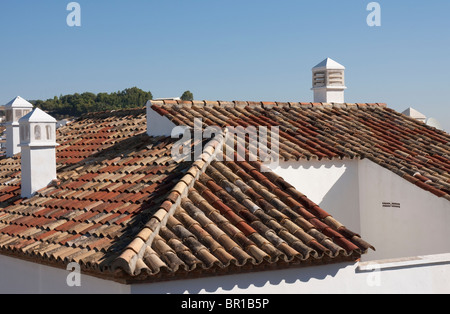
[19,108,58,198]
[311,58,347,103]
[4,96,34,157]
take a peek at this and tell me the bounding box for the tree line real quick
[32,88,194,119]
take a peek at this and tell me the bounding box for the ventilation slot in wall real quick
[382,202,401,208]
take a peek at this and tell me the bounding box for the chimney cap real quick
[312,58,346,71]
[19,108,57,124]
[311,58,346,103]
[402,107,427,120]
[4,96,34,109]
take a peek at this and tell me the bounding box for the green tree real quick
[180,90,194,101]
[33,87,153,119]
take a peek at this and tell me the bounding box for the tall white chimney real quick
[4,96,34,157]
[19,108,58,198]
[311,58,347,103]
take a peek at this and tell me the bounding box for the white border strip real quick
[358,253,450,271]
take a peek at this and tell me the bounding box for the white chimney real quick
[4,96,34,157]
[18,108,58,198]
[311,58,347,103]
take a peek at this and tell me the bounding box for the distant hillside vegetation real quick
[32,87,153,119]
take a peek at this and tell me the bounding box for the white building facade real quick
[1,56,449,294]
[269,159,450,261]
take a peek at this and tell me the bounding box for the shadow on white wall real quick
[131,262,350,294]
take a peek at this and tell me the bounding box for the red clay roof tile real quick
[0,101,419,283]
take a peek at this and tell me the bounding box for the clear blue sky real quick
[1,1,449,131]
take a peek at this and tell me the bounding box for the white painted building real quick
[269,159,450,262]
[1,59,449,294]
[1,251,450,294]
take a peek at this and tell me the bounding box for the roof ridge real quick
[149,100,450,201]
[149,100,388,110]
[112,131,228,276]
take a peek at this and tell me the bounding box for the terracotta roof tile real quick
[0,108,197,276]
[111,146,373,279]
[0,102,386,282]
[152,100,450,199]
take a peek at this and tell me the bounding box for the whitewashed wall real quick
[269,159,361,234]
[269,159,450,261]
[132,253,450,294]
[2,251,450,294]
[358,159,450,260]
[0,255,128,294]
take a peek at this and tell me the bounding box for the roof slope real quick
[0,109,192,278]
[0,107,372,283]
[113,150,373,282]
[151,100,450,201]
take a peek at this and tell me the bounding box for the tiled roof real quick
[0,109,192,279]
[0,106,373,283]
[112,133,373,281]
[151,100,450,201]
